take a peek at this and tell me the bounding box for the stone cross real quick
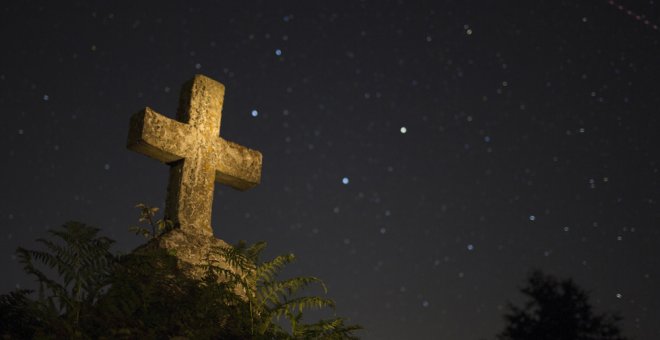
[127,74,262,237]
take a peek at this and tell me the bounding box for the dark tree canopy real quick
[497,270,629,340]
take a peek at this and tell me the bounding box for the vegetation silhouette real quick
[0,205,361,339]
[496,270,629,340]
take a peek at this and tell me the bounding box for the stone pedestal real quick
[132,228,236,282]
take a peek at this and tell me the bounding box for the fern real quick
[1,207,361,339]
[0,289,43,338]
[10,221,115,338]
[296,317,363,339]
[205,240,361,338]
[256,252,295,283]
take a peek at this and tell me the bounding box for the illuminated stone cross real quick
[127,74,262,237]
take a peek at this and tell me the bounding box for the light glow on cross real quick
[127,74,263,236]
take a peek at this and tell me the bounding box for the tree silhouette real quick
[497,270,629,340]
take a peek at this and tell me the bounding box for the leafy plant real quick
[2,221,115,338]
[208,240,361,338]
[1,205,361,339]
[129,203,173,239]
[0,289,42,338]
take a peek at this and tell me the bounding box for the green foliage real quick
[90,247,251,339]
[209,241,361,338]
[0,206,361,339]
[497,270,629,340]
[0,289,42,339]
[129,203,173,239]
[2,221,115,338]
[296,318,363,339]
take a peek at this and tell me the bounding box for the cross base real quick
[131,228,249,297]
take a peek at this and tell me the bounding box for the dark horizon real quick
[1,1,659,339]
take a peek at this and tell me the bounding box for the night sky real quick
[2,1,659,339]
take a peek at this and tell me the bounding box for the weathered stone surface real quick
[127,74,263,237]
[130,229,250,298]
[135,229,231,278]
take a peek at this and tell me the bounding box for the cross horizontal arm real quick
[212,138,262,190]
[127,107,196,163]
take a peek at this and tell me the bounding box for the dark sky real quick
[1,1,659,339]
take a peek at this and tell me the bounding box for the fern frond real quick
[16,248,73,313]
[256,253,295,283]
[297,317,362,339]
[245,241,267,262]
[212,245,256,274]
[257,276,326,305]
[267,296,335,319]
